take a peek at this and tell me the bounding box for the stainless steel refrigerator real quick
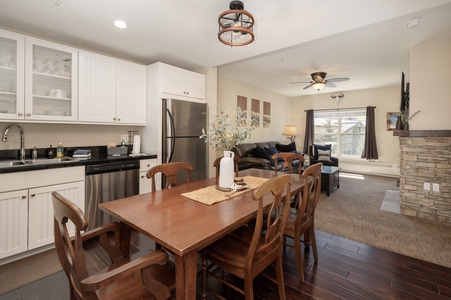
[162,99,207,185]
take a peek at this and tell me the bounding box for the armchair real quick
[308,144,339,167]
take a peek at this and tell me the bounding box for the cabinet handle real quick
[147,164,150,167]
[113,117,117,121]
[117,118,121,121]
[31,193,36,197]
[141,175,145,178]
[18,112,23,116]
[26,113,31,117]
[22,195,27,199]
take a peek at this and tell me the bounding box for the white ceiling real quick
[1,0,451,97]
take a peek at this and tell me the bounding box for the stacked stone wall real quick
[399,137,451,223]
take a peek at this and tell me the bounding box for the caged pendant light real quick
[218,1,255,46]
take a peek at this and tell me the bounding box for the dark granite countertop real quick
[0,145,157,174]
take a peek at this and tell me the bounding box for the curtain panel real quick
[361,106,378,159]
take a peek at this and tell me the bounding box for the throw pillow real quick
[252,146,271,161]
[317,149,332,162]
[313,144,332,160]
[264,146,281,165]
[276,142,297,153]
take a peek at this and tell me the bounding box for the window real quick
[314,109,366,158]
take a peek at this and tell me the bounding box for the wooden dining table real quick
[99,168,305,300]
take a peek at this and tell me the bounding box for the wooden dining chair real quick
[202,174,292,300]
[283,163,322,282]
[213,155,241,184]
[146,161,194,191]
[146,161,193,251]
[272,152,305,175]
[52,192,175,300]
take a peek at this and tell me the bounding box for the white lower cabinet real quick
[28,181,84,250]
[0,166,85,261]
[139,158,157,194]
[0,190,28,260]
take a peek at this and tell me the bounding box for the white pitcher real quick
[219,150,235,189]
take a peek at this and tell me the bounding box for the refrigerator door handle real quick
[167,108,176,163]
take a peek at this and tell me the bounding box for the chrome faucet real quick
[1,124,26,160]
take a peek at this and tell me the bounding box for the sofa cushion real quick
[252,146,271,161]
[317,149,332,162]
[264,146,282,166]
[276,142,296,153]
[233,143,257,157]
[313,144,332,160]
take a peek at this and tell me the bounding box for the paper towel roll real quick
[132,135,141,154]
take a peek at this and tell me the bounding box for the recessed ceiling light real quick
[113,20,127,29]
[406,19,420,29]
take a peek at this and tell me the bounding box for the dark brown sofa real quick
[233,141,303,171]
[233,141,280,170]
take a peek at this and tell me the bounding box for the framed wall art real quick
[263,101,271,128]
[237,95,248,127]
[386,112,400,131]
[251,98,260,127]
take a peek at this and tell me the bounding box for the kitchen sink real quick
[10,160,34,166]
[0,157,81,168]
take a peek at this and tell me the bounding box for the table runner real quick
[182,176,269,205]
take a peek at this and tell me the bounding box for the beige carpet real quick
[0,249,62,295]
[315,172,451,268]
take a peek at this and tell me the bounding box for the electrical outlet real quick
[432,183,440,192]
[120,134,128,143]
[424,182,430,191]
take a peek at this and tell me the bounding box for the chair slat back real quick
[296,163,322,228]
[146,162,194,191]
[250,174,292,262]
[52,191,89,299]
[272,153,305,175]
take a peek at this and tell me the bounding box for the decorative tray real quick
[215,181,249,193]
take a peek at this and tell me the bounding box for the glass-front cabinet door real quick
[25,37,77,121]
[0,29,25,120]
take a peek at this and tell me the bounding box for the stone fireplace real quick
[396,130,451,223]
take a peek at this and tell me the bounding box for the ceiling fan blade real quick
[327,77,349,82]
[326,82,337,87]
[303,85,312,90]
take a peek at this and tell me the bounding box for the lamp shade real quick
[282,125,298,136]
[311,82,326,91]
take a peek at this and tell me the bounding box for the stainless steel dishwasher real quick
[85,161,139,230]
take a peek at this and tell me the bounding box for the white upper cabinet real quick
[0,29,25,120]
[116,60,146,124]
[79,51,117,123]
[25,37,78,121]
[79,51,146,124]
[161,63,205,100]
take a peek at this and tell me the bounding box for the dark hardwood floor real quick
[1,230,450,300]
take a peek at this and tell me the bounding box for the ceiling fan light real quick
[218,1,255,46]
[312,82,326,91]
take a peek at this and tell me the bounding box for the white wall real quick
[217,76,291,144]
[409,39,451,130]
[290,86,401,164]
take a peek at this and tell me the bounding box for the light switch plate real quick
[433,183,440,192]
[424,182,430,191]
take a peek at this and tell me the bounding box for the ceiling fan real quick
[291,72,349,91]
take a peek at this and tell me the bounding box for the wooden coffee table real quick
[321,166,340,196]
